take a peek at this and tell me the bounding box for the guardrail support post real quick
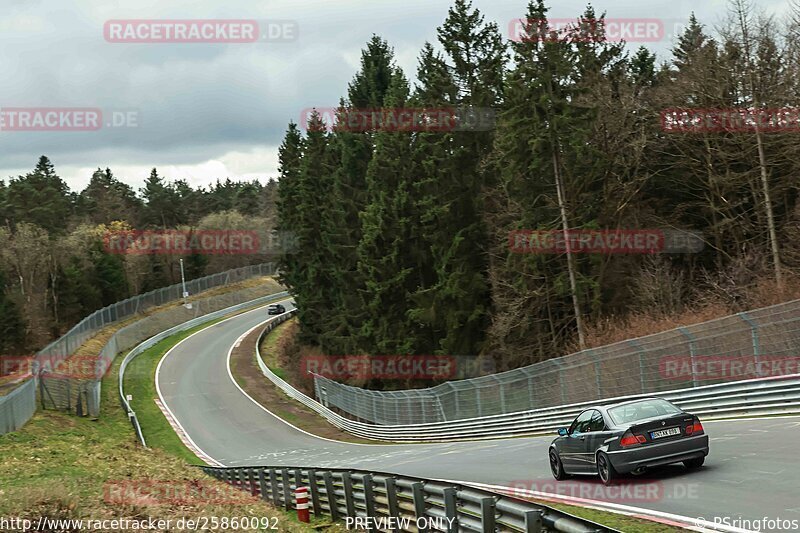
[342,472,356,519]
[281,468,292,510]
[362,474,377,532]
[411,482,428,533]
[269,469,280,507]
[307,469,322,516]
[294,468,303,494]
[442,487,458,532]
[258,469,268,502]
[247,468,258,496]
[479,496,496,532]
[522,509,543,532]
[323,471,338,520]
[385,477,400,531]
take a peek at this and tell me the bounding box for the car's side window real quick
[588,410,606,432]
[569,410,594,434]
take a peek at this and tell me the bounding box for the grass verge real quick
[228,316,377,444]
[544,501,686,532]
[0,298,343,531]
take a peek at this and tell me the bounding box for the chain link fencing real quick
[1,263,278,435]
[314,300,800,425]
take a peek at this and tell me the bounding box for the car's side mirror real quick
[557,428,568,436]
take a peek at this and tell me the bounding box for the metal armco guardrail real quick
[200,465,615,533]
[255,310,800,442]
[119,291,291,446]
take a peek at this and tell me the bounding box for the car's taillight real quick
[686,420,703,435]
[620,433,647,447]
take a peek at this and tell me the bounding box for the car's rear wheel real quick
[549,449,568,480]
[684,456,705,469]
[596,452,618,485]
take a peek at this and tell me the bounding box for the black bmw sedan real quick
[549,398,709,485]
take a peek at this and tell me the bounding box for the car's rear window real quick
[608,399,681,425]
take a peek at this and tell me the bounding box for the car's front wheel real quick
[549,448,568,480]
[596,451,618,485]
[684,456,705,469]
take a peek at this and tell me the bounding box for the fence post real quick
[526,373,535,410]
[591,350,602,398]
[258,469,268,501]
[411,482,428,533]
[493,375,506,414]
[523,509,543,533]
[479,496,496,532]
[627,339,647,394]
[738,312,762,376]
[342,472,356,519]
[554,360,567,404]
[281,468,292,510]
[384,477,400,532]
[269,469,280,507]
[248,468,258,497]
[678,327,700,388]
[307,470,322,516]
[362,474,376,532]
[442,487,458,532]
[323,471,338,520]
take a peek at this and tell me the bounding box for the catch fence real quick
[0,263,277,435]
[314,300,800,425]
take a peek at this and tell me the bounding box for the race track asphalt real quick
[156,303,800,530]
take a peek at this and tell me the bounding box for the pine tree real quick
[7,156,73,234]
[78,168,141,224]
[410,0,505,355]
[140,168,181,227]
[356,71,419,354]
[320,37,399,353]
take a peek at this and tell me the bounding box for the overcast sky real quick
[0,0,792,192]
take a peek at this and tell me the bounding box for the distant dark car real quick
[267,303,286,315]
[549,398,708,485]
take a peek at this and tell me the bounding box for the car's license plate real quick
[650,427,680,439]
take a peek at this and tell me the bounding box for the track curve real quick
[156,304,800,530]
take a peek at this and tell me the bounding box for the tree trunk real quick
[552,146,586,350]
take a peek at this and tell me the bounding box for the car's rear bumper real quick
[606,434,709,473]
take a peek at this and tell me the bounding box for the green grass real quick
[0,293,346,532]
[545,501,685,532]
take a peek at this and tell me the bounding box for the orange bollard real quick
[296,487,310,523]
